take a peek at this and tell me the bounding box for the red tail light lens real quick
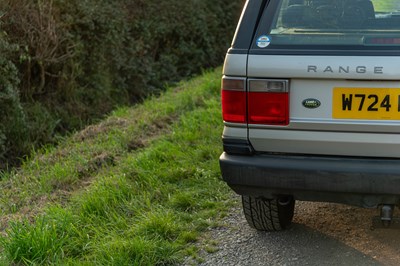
[222,77,246,123]
[222,78,289,125]
[248,80,289,125]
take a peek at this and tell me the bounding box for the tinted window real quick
[257,0,400,50]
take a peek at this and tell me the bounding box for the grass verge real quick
[0,68,232,265]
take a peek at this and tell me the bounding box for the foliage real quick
[0,0,243,167]
[0,31,27,166]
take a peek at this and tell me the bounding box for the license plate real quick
[333,87,400,120]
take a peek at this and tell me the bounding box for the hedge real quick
[0,0,243,167]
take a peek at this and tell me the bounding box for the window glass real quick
[267,0,400,48]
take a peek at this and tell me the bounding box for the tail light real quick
[221,77,246,123]
[222,77,289,126]
[248,79,289,125]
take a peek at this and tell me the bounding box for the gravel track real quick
[185,196,400,266]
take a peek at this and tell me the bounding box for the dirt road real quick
[190,197,400,266]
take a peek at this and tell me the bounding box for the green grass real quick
[0,68,232,265]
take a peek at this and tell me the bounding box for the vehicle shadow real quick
[196,198,388,266]
[255,222,381,266]
[194,197,399,266]
[291,201,400,266]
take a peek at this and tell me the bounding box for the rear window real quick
[254,0,400,52]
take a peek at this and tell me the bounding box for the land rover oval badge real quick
[302,98,321,109]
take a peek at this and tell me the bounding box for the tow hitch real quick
[372,205,400,229]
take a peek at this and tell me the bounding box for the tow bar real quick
[372,205,400,229]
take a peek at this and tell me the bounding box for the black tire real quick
[242,195,295,231]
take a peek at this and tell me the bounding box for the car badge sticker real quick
[302,99,321,109]
[256,35,271,48]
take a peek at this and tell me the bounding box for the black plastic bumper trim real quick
[219,153,400,207]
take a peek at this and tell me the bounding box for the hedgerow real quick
[0,0,243,167]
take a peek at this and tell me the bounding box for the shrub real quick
[0,0,243,167]
[0,31,28,166]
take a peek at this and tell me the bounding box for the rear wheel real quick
[242,195,295,231]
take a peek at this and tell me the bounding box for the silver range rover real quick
[220,0,400,231]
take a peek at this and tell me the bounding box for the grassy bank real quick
[0,68,232,265]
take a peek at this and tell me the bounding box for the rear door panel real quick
[247,55,400,157]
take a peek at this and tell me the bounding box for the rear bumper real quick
[219,152,400,208]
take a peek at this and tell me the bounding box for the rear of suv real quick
[220,0,400,231]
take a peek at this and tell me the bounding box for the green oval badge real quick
[302,99,321,109]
